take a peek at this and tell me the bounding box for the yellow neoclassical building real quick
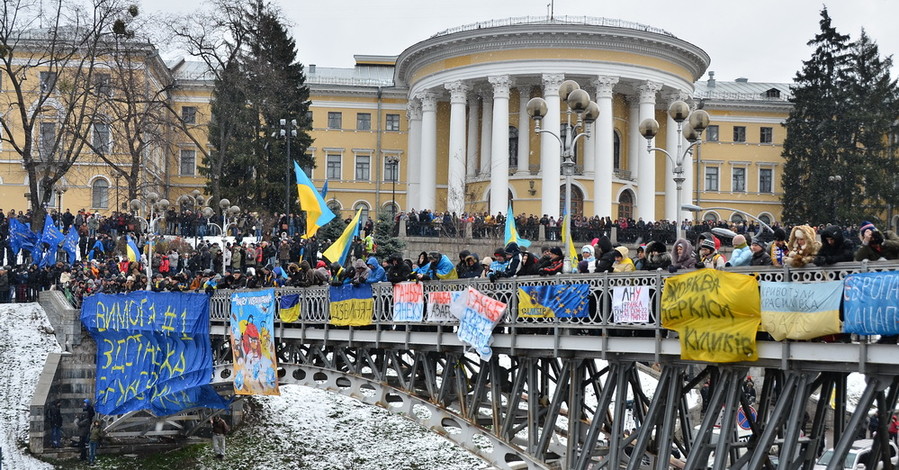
[0,17,794,228]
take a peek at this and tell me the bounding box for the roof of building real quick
[167,59,217,81]
[694,75,793,102]
[306,65,395,87]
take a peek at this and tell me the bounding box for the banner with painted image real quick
[612,285,652,323]
[329,284,374,326]
[843,271,899,335]
[760,281,842,340]
[393,282,424,322]
[230,289,280,396]
[455,287,507,361]
[661,269,761,363]
[517,284,590,318]
[80,292,229,415]
[427,291,463,322]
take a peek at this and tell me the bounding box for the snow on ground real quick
[0,303,60,470]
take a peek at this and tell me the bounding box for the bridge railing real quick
[208,260,899,337]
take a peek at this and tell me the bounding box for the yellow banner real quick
[661,269,761,363]
[329,298,374,326]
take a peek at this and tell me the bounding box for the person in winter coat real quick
[45,399,63,448]
[784,225,820,268]
[487,248,510,280]
[612,246,635,272]
[365,256,387,283]
[458,252,482,279]
[643,241,672,271]
[815,225,855,265]
[729,234,752,267]
[211,415,230,459]
[697,239,726,269]
[538,247,564,276]
[577,245,596,273]
[386,254,412,284]
[413,252,430,277]
[88,419,103,465]
[350,259,370,285]
[855,228,899,261]
[669,238,697,271]
[592,236,616,273]
[749,239,772,266]
[76,398,95,460]
[769,227,789,267]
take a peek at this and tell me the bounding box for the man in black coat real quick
[815,225,855,266]
[45,399,63,448]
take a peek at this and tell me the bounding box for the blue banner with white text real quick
[844,271,899,335]
[81,292,228,416]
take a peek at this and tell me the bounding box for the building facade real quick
[1,17,793,228]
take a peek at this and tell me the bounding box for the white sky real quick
[151,0,899,84]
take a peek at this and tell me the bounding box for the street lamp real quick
[130,193,169,290]
[279,119,298,217]
[527,80,599,272]
[681,204,773,239]
[639,101,710,242]
[385,155,400,221]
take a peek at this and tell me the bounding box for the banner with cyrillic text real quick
[231,289,280,396]
[455,287,506,361]
[80,292,229,415]
[844,271,899,335]
[612,285,652,323]
[661,269,761,362]
[760,281,842,340]
[393,282,424,322]
[329,284,374,326]
[426,291,463,322]
[517,284,590,318]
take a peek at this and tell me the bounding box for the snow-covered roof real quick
[694,78,793,102]
[307,65,395,87]
[166,59,217,82]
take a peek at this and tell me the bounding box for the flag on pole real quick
[504,204,531,248]
[126,234,141,263]
[322,208,362,266]
[561,210,578,269]
[40,215,64,248]
[9,218,37,255]
[320,179,328,199]
[63,228,80,263]
[294,161,335,239]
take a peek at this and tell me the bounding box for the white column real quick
[516,86,531,176]
[479,89,493,175]
[592,76,618,218]
[636,81,661,221]
[418,91,438,211]
[665,91,690,225]
[466,93,480,179]
[541,73,564,217]
[445,81,469,215]
[405,100,422,210]
[489,75,512,215]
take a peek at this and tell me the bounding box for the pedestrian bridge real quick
[196,261,899,470]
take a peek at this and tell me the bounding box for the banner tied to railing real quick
[517,284,590,318]
[279,293,301,323]
[456,287,507,361]
[329,284,374,326]
[230,289,280,396]
[393,282,424,322]
[427,291,465,322]
[612,285,652,323]
[661,269,761,363]
[81,292,229,415]
[843,271,899,335]
[760,281,842,340]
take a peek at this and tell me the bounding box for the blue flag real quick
[320,179,328,199]
[87,239,105,260]
[39,246,56,267]
[9,218,37,255]
[41,215,64,248]
[504,204,531,248]
[63,229,80,263]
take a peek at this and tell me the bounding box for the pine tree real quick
[373,211,405,260]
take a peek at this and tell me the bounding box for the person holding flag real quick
[560,209,578,273]
[504,205,531,249]
[126,234,142,264]
[322,208,363,267]
[294,161,335,238]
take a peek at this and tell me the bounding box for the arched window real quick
[703,212,719,223]
[617,190,634,220]
[353,201,370,221]
[613,131,621,170]
[560,186,584,217]
[327,199,342,218]
[758,214,772,225]
[730,213,744,224]
[508,125,518,168]
[92,179,109,209]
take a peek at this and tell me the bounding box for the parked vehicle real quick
[814,439,898,469]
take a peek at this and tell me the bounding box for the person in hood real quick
[785,225,820,268]
[815,225,855,265]
[350,258,371,286]
[419,251,458,280]
[413,252,430,277]
[729,234,752,267]
[643,241,672,271]
[386,254,412,284]
[458,252,482,279]
[749,239,772,266]
[366,256,387,283]
[592,236,616,273]
[612,246,635,272]
[455,250,471,277]
[577,245,596,273]
[669,238,697,271]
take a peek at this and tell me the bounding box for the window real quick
[180,149,196,176]
[733,126,746,142]
[355,155,370,181]
[39,71,57,92]
[326,199,342,214]
[705,125,719,142]
[705,166,719,191]
[759,168,773,193]
[353,202,370,221]
[327,112,342,129]
[732,167,746,192]
[181,106,197,124]
[613,131,621,169]
[384,157,399,182]
[356,113,371,131]
[92,122,110,154]
[94,73,111,96]
[40,122,56,158]
[760,127,773,144]
[386,114,400,131]
[326,154,342,180]
[304,111,313,128]
[508,125,518,168]
[91,179,109,208]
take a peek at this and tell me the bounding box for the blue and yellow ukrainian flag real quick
[329,284,373,326]
[504,204,531,248]
[322,208,362,266]
[279,293,301,323]
[561,210,578,266]
[126,235,141,263]
[294,160,335,239]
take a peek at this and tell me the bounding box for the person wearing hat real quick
[486,248,510,281]
[633,244,647,270]
[669,239,697,272]
[814,225,855,265]
[419,251,458,281]
[479,256,494,278]
[749,238,772,266]
[612,246,635,272]
[855,226,899,261]
[538,247,564,276]
[729,234,752,267]
[785,225,820,268]
[76,398,95,460]
[697,239,726,269]
[577,244,596,273]
[644,241,672,271]
[769,227,789,267]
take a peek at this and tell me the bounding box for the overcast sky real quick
[153,0,899,84]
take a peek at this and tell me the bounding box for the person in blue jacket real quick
[728,234,752,267]
[366,256,387,283]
